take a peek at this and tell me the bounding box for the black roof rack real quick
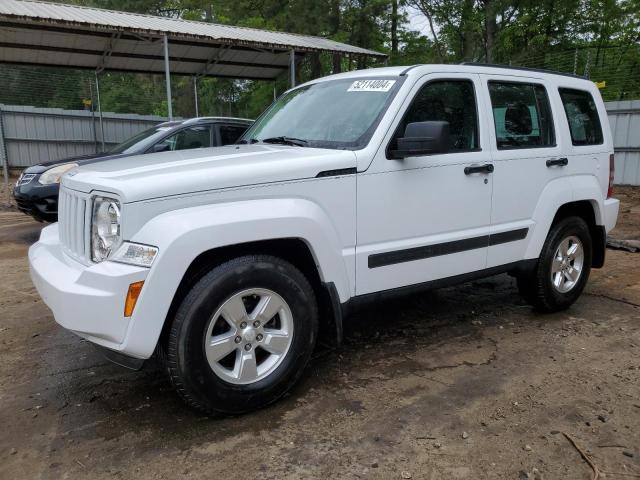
[460,62,588,80]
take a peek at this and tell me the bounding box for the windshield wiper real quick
[261,136,308,147]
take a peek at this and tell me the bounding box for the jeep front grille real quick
[58,187,89,262]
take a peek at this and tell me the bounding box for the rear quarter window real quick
[559,88,604,146]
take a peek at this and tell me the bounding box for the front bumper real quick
[14,180,60,222]
[29,224,149,357]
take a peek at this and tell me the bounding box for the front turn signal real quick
[124,281,144,317]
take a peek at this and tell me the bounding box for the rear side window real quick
[488,82,555,149]
[219,125,248,145]
[559,88,603,145]
[390,80,479,153]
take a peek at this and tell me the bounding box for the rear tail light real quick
[607,153,615,198]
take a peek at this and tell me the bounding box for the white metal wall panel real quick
[0,104,169,168]
[606,100,640,185]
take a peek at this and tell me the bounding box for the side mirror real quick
[152,143,171,153]
[391,121,450,159]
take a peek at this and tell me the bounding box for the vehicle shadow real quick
[44,273,527,453]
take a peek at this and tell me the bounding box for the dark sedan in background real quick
[14,117,252,222]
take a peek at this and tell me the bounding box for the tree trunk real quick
[391,0,399,56]
[461,0,476,61]
[421,4,444,61]
[483,0,497,63]
[329,0,341,36]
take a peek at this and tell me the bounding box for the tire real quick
[517,216,592,312]
[166,255,318,415]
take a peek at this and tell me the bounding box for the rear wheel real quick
[166,255,318,415]
[517,216,592,312]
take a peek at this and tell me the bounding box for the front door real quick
[355,74,494,296]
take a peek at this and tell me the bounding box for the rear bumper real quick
[29,224,149,357]
[603,198,620,233]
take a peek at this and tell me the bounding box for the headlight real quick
[38,163,78,185]
[91,196,122,262]
[111,242,158,267]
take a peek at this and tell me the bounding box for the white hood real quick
[61,144,357,203]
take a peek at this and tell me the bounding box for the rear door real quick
[481,75,564,267]
[556,87,610,197]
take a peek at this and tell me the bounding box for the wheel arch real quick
[525,176,606,267]
[158,238,345,353]
[122,198,352,359]
[550,200,606,268]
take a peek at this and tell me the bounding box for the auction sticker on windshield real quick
[348,80,396,92]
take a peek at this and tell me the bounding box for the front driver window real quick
[154,126,212,152]
[389,80,480,155]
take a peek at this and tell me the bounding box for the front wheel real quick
[166,255,318,415]
[517,216,592,312]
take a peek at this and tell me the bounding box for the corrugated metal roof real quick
[0,0,385,57]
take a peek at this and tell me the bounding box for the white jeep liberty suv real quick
[30,64,619,415]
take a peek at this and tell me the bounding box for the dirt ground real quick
[0,185,638,480]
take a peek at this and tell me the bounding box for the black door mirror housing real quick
[391,121,450,159]
[152,143,171,153]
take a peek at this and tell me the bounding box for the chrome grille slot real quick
[58,188,88,262]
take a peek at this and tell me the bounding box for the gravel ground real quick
[0,185,638,480]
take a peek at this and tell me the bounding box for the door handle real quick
[464,163,494,175]
[546,157,568,167]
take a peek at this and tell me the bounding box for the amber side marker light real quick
[124,281,145,317]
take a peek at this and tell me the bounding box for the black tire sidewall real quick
[171,256,318,414]
[537,216,592,309]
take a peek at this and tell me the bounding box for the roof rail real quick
[182,116,254,125]
[460,62,588,80]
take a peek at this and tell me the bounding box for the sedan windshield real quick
[241,78,402,150]
[109,126,173,154]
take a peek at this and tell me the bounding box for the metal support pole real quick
[0,106,9,204]
[95,72,105,151]
[193,76,199,117]
[273,83,277,102]
[89,80,98,153]
[584,49,591,78]
[163,34,173,120]
[289,49,296,88]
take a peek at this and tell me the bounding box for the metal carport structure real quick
[0,0,386,196]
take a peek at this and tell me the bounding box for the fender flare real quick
[120,198,353,359]
[524,175,604,260]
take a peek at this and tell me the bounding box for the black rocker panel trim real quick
[348,259,537,313]
[368,228,528,268]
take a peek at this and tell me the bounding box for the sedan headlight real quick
[38,163,78,185]
[91,196,122,262]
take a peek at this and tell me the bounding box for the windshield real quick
[109,126,173,154]
[241,78,402,150]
